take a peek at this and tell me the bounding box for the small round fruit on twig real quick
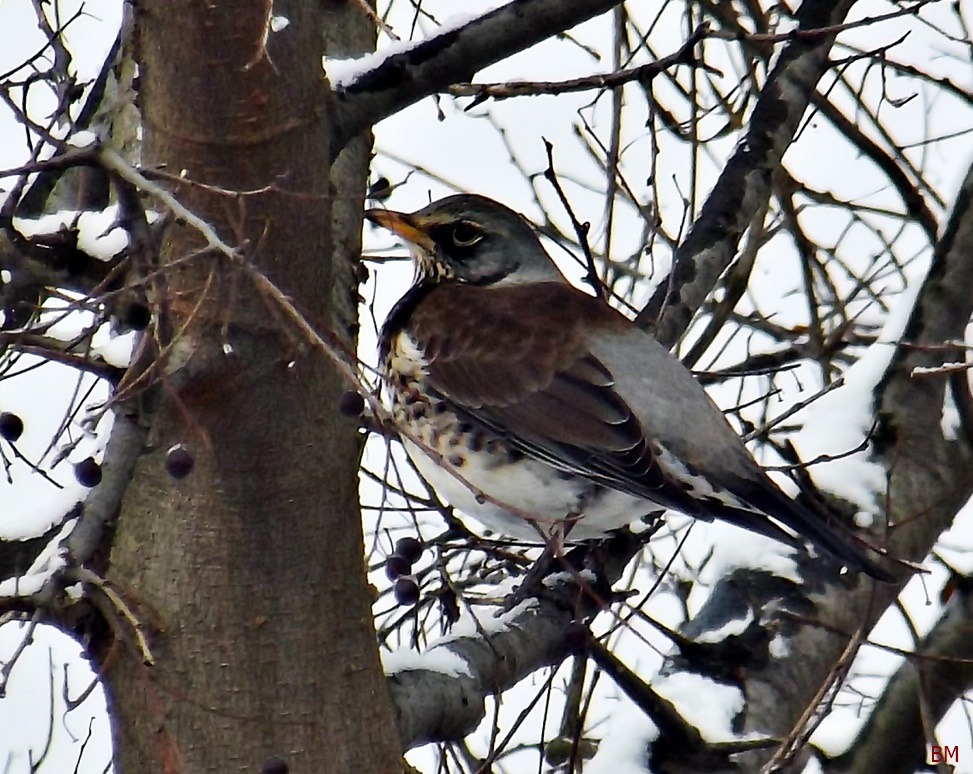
[0,412,24,442]
[165,444,195,480]
[394,536,424,564]
[393,576,420,606]
[75,457,103,487]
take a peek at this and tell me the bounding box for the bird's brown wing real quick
[400,281,708,514]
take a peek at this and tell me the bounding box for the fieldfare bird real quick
[367,194,891,580]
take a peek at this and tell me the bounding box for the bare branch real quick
[0,331,122,381]
[542,139,603,300]
[447,24,714,105]
[809,94,938,243]
[329,0,626,156]
[831,580,973,774]
[636,0,857,344]
[391,534,639,748]
[734,156,973,772]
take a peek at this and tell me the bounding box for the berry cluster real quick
[384,537,424,606]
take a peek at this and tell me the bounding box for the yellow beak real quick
[365,209,435,252]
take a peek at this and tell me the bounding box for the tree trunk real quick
[102,2,402,771]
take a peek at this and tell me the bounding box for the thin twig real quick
[449,24,714,105]
[0,611,42,696]
[543,139,603,300]
[744,377,846,443]
[69,567,155,666]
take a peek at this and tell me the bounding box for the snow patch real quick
[77,209,128,259]
[768,633,790,658]
[790,280,922,512]
[382,600,537,678]
[92,331,137,368]
[941,384,961,441]
[441,598,537,641]
[0,518,76,598]
[14,206,128,261]
[586,702,659,774]
[66,130,99,148]
[381,644,472,678]
[702,522,801,583]
[323,7,499,90]
[543,569,595,588]
[654,672,744,742]
[693,609,754,644]
[588,665,751,772]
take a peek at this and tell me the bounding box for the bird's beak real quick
[365,208,436,252]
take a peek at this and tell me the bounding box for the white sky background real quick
[0,0,971,772]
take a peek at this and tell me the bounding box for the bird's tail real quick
[714,483,895,582]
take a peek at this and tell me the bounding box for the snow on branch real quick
[833,583,973,774]
[719,157,973,771]
[327,0,625,157]
[387,534,641,748]
[388,595,574,747]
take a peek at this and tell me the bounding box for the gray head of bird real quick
[365,194,564,286]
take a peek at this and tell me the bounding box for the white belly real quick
[402,437,655,541]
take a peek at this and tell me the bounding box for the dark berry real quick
[0,412,24,442]
[384,553,412,581]
[123,302,151,331]
[393,577,420,606]
[165,444,194,479]
[337,390,365,417]
[367,176,392,201]
[563,622,589,653]
[394,536,423,564]
[261,757,288,774]
[75,457,102,487]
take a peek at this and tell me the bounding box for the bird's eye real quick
[450,222,483,247]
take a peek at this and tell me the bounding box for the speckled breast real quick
[382,329,513,473]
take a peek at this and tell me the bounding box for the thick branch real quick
[390,534,640,748]
[0,220,121,305]
[830,583,973,774]
[635,0,856,346]
[873,158,973,558]
[391,596,576,747]
[329,0,624,157]
[0,519,69,587]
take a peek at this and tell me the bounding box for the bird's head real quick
[365,194,563,286]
